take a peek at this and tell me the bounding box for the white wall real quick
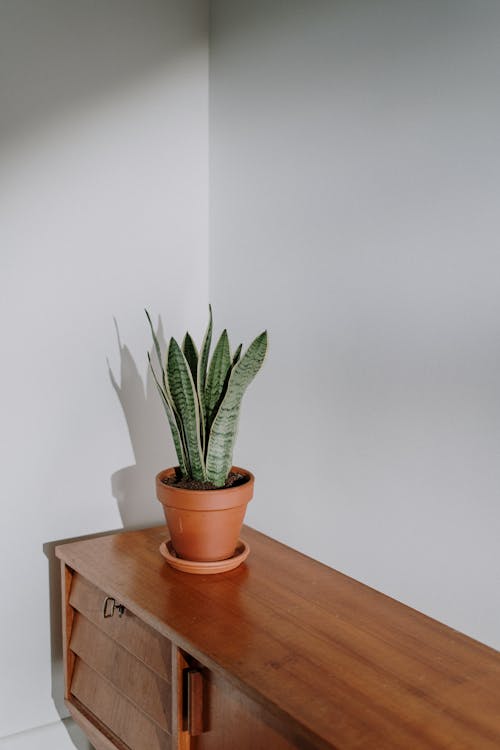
[0,0,208,743]
[2,1,499,745]
[210,0,500,650]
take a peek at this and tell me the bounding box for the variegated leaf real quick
[167,337,206,481]
[205,329,231,437]
[232,343,243,367]
[196,306,213,453]
[147,352,188,475]
[206,331,268,486]
[182,331,199,386]
[145,309,167,392]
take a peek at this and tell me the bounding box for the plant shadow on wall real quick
[108,316,175,528]
[42,318,170,750]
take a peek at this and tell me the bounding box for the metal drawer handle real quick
[103,596,125,619]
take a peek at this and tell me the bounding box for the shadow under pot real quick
[155,466,254,563]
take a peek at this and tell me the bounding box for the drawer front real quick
[70,613,171,732]
[69,573,171,680]
[71,658,171,750]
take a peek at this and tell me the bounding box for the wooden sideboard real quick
[55,525,500,749]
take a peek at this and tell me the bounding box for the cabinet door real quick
[62,565,172,750]
[176,651,305,750]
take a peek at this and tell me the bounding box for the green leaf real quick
[205,329,231,435]
[196,306,213,453]
[232,343,243,367]
[182,332,199,387]
[167,337,206,481]
[147,352,188,475]
[145,309,167,392]
[206,331,268,486]
[145,310,189,472]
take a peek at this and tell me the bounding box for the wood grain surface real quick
[70,613,171,731]
[71,659,171,750]
[67,698,130,750]
[61,563,75,701]
[57,525,500,749]
[69,572,171,680]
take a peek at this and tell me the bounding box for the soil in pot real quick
[161,469,248,492]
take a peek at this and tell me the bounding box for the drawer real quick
[71,659,171,750]
[70,614,171,732]
[69,573,171,680]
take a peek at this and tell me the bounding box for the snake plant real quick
[146,307,268,488]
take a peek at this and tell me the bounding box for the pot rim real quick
[156,465,255,512]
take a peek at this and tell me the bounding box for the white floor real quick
[0,720,92,750]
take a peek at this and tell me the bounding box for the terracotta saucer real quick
[159,539,250,575]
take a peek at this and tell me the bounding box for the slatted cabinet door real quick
[61,566,173,750]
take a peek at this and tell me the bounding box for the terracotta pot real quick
[156,466,254,562]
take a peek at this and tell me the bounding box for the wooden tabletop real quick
[56,525,500,750]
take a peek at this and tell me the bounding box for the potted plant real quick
[146,307,268,568]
